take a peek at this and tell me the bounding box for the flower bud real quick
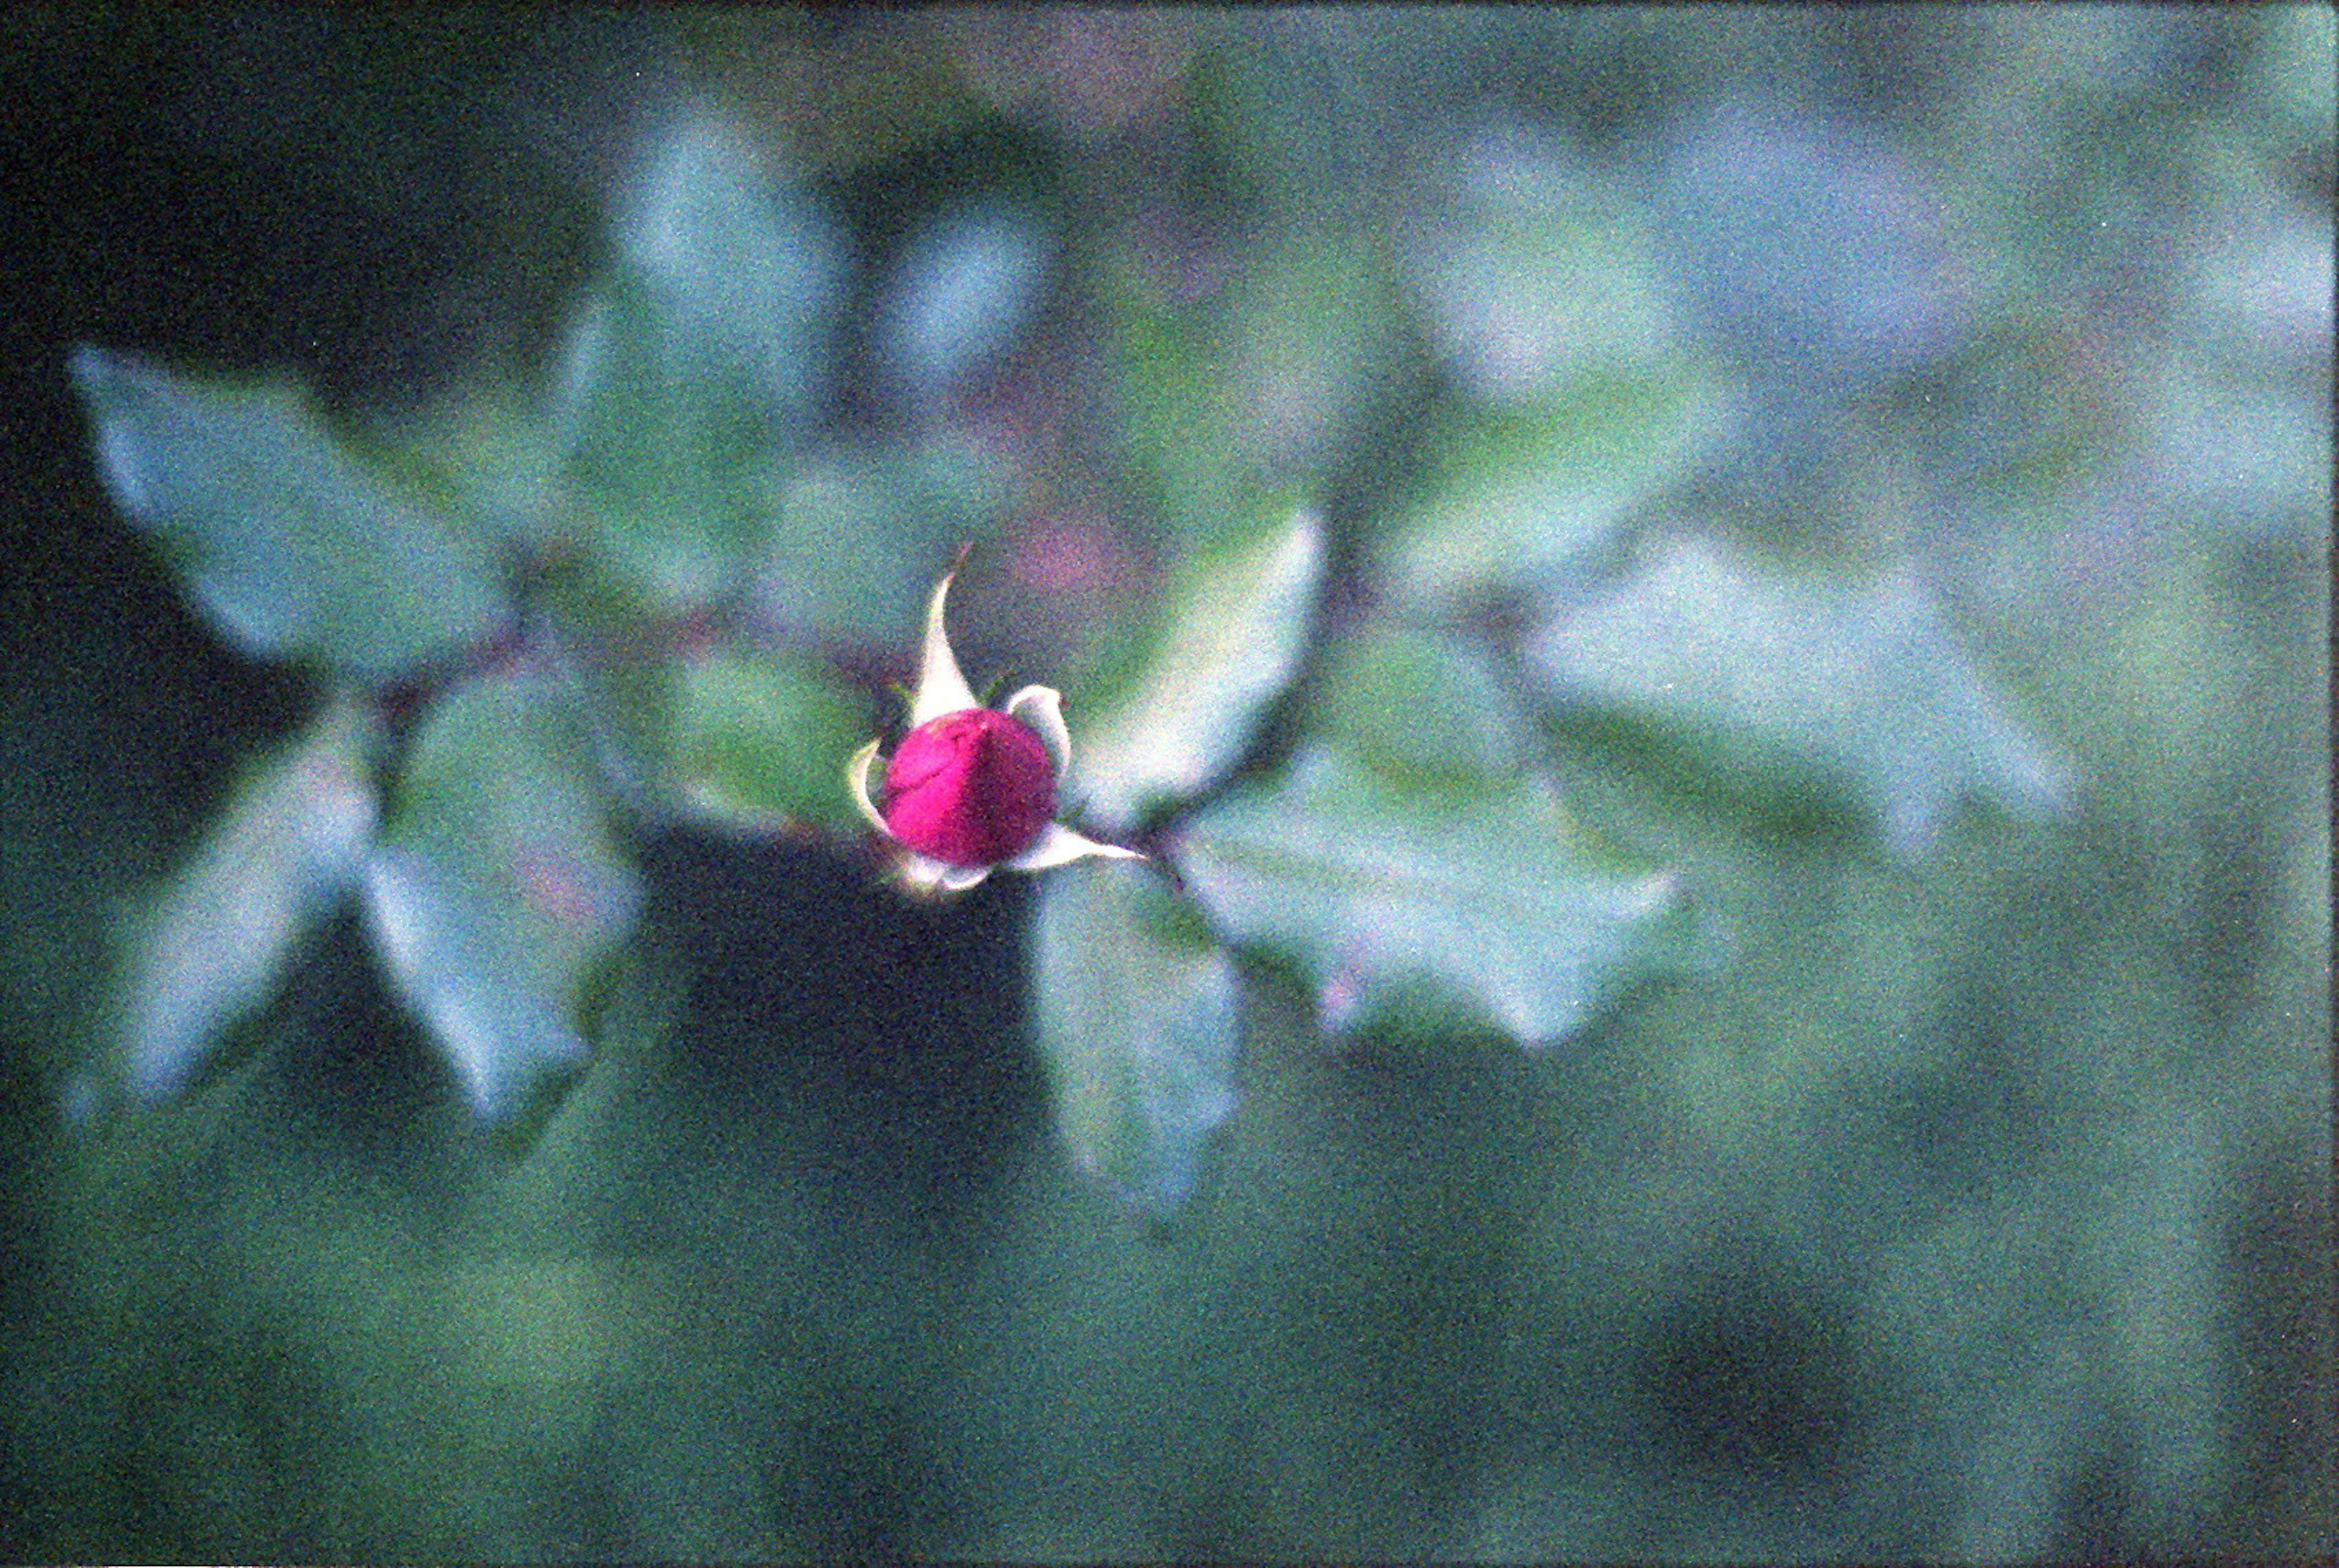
[849,562,1146,894]
[882,706,1057,867]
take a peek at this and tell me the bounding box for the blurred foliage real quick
[1178,742,1705,1046]
[69,348,513,680]
[1528,539,2076,859]
[1,5,2329,1562]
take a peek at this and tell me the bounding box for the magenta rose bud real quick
[881,707,1057,867]
[849,563,1145,894]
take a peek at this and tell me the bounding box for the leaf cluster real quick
[72,94,2078,1214]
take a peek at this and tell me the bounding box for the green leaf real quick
[528,557,681,807]
[552,270,775,612]
[1229,235,1409,488]
[1403,122,1687,406]
[1031,859,1240,1214]
[1372,376,1730,608]
[533,548,881,838]
[1308,625,1529,790]
[875,200,1054,402]
[1107,293,1247,547]
[1525,539,2078,859]
[70,346,511,680]
[1374,123,1732,608]
[110,697,381,1103]
[1175,743,1698,1048]
[380,380,565,554]
[1110,230,1402,549]
[665,647,872,837]
[1066,502,1324,832]
[607,113,843,434]
[362,669,642,1120]
[750,436,1015,647]
[553,114,846,610]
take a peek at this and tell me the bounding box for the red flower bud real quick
[850,563,1145,894]
[881,707,1057,867]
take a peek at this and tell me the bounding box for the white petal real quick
[909,569,981,725]
[1003,684,1072,776]
[1006,820,1147,873]
[846,739,892,836]
[896,849,993,895]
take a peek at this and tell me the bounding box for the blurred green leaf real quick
[665,646,871,837]
[875,200,1054,403]
[552,269,776,612]
[533,538,886,838]
[1526,539,2077,858]
[2258,3,2337,138]
[70,346,512,680]
[1110,231,1402,547]
[750,435,1015,648]
[1308,624,1527,789]
[607,113,844,434]
[110,697,381,1103]
[553,114,846,611]
[1108,287,1252,545]
[1232,235,1410,486]
[528,556,680,812]
[1403,122,1685,406]
[1176,742,1698,1047]
[1031,859,1240,1214]
[1067,502,1324,832]
[382,382,565,554]
[1373,374,1728,608]
[2137,359,2330,544]
[362,668,641,1120]
[1372,124,1732,608]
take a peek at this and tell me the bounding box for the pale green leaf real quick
[875,201,1054,402]
[608,113,844,431]
[1308,624,1529,789]
[750,440,1008,647]
[1032,859,1240,1214]
[71,346,510,680]
[665,647,871,837]
[111,697,381,1102]
[364,669,641,1119]
[1526,539,2078,858]
[1402,120,1685,406]
[552,269,772,611]
[1068,503,1324,832]
[1176,744,1698,1047]
[1111,229,1403,547]
[379,382,565,553]
[552,114,847,611]
[1373,121,1732,607]
[1373,377,1731,608]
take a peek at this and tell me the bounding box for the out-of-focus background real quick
[1,9,2329,1559]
